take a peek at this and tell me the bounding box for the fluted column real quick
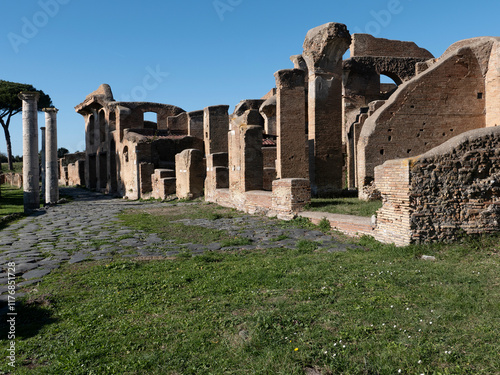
[44,108,59,204]
[19,91,40,213]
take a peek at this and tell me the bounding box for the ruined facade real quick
[75,84,202,200]
[76,24,500,244]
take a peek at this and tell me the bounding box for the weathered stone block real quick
[272,178,311,219]
[175,149,205,200]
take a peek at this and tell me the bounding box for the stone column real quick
[274,69,308,179]
[19,91,40,213]
[40,127,46,200]
[302,23,351,195]
[44,108,59,204]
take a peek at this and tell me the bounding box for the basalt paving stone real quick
[14,263,40,275]
[68,254,89,264]
[18,279,42,287]
[22,269,52,280]
[37,261,61,270]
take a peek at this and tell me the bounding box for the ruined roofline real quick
[75,83,185,115]
[350,33,434,59]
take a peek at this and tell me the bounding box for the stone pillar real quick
[274,69,308,179]
[19,91,40,213]
[176,149,205,200]
[43,108,59,204]
[40,127,46,200]
[203,105,229,155]
[302,22,351,195]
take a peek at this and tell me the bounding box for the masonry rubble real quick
[72,23,500,245]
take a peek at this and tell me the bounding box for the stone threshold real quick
[299,211,375,238]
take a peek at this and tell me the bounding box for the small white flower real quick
[343,345,346,348]
[398,370,401,374]
[406,307,410,310]
[394,325,397,328]
[429,322,432,325]
[333,343,337,346]
[391,305,394,308]
[324,351,328,354]
[418,360,422,364]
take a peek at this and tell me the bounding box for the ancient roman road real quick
[0,187,360,304]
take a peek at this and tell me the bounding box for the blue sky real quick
[1,0,499,157]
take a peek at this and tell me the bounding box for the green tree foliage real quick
[0,80,52,170]
[57,147,69,158]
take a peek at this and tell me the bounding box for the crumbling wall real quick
[59,152,86,186]
[357,39,492,195]
[0,173,23,188]
[374,126,500,245]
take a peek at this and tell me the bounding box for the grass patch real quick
[306,197,382,217]
[1,161,22,174]
[117,203,242,245]
[0,185,25,216]
[3,233,498,374]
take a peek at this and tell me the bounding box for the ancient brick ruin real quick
[73,23,500,244]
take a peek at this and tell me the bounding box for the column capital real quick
[43,107,59,113]
[40,127,46,130]
[18,91,40,101]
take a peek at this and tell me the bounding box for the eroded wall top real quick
[350,34,434,59]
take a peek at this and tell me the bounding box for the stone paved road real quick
[0,187,361,304]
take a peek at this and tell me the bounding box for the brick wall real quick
[373,126,500,245]
[373,159,412,246]
[358,44,487,192]
[486,41,500,127]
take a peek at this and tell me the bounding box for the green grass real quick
[2,233,498,374]
[1,161,22,174]
[117,203,243,245]
[306,197,383,217]
[0,185,24,217]
[2,202,499,374]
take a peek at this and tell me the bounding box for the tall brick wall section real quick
[357,45,487,192]
[486,41,500,127]
[373,126,500,245]
[203,105,229,155]
[274,69,308,180]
